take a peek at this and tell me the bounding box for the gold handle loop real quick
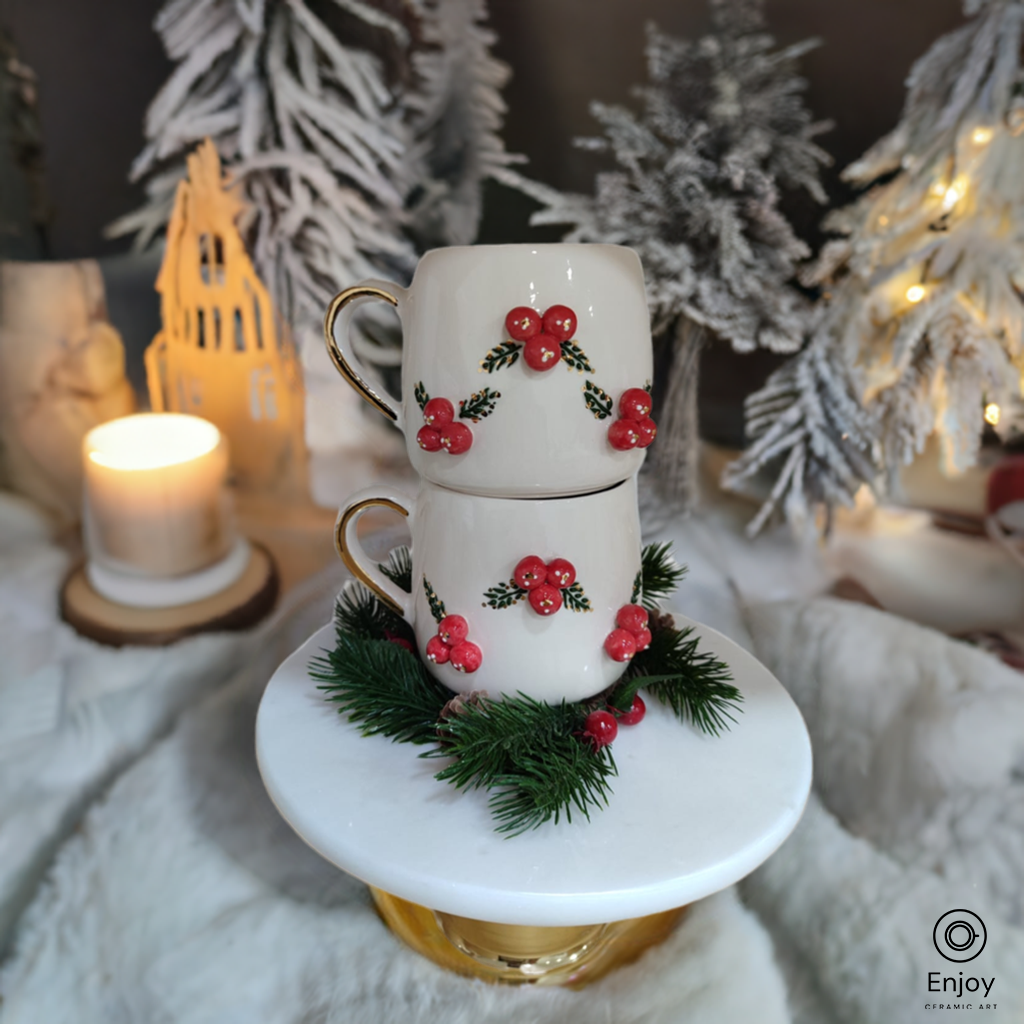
[324,284,403,424]
[335,493,413,616]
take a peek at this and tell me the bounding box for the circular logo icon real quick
[933,910,987,963]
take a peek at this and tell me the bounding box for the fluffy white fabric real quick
[0,595,790,1024]
[744,598,1024,1024]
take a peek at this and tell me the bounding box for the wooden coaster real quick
[60,542,279,647]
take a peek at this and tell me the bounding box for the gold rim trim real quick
[371,888,687,988]
[324,285,400,421]
[335,497,408,615]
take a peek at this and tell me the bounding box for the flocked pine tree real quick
[111,0,516,391]
[516,0,830,511]
[725,0,1024,532]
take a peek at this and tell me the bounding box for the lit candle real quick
[82,414,238,596]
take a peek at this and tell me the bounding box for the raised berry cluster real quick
[608,388,657,451]
[416,397,473,455]
[425,614,483,674]
[513,554,577,616]
[581,695,647,751]
[505,304,577,372]
[603,603,652,663]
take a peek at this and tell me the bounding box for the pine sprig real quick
[312,632,450,745]
[630,570,642,605]
[583,380,613,419]
[480,341,520,373]
[639,542,687,610]
[414,381,430,411]
[612,617,741,736]
[378,545,412,592]
[560,341,595,373]
[459,387,502,421]
[561,582,593,612]
[334,581,410,641]
[423,576,446,622]
[482,579,527,609]
[431,694,617,835]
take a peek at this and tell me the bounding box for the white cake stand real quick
[256,613,812,986]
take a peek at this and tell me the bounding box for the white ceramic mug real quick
[336,477,642,703]
[324,244,655,498]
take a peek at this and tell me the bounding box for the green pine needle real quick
[639,542,687,610]
[613,618,741,736]
[333,582,409,641]
[311,632,451,745]
[432,695,617,836]
[378,545,412,592]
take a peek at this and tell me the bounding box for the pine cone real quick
[650,610,676,634]
[436,690,489,744]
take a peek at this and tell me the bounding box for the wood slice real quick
[60,541,278,647]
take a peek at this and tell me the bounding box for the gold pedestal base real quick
[371,889,686,988]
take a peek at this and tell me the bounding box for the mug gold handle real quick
[324,282,405,429]
[335,489,415,617]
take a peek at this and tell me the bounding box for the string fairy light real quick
[984,402,1001,426]
[905,284,927,303]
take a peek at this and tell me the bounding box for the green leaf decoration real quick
[583,380,614,419]
[483,579,527,609]
[459,387,502,422]
[423,576,447,622]
[644,380,653,394]
[630,570,642,605]
[414,381,430,411]
[378,545,412,592]
[611,616,741,736]
[560,340,595,373]
[639,542,687,610]
[561,582,592,612]
[311,632,450,745]
[431,694,618,836]
[480,341,520,373]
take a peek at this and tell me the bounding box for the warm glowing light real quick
[984,403,1002,426]
[942,176,968,211]
[86,414,221,471]
[972,126,994,145]
[878,214,889,226]
[905,285,927,304]
[930,182,947,198]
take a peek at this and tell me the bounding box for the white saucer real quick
[256,613,812,927]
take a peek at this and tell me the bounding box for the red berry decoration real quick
[546,558,576,588]
[616,604,649,634]
[417,426,442,452]
[439,421,473,454]
[617,694,646,726]
[438,614,469,645]
[523,333,561,371]
[513,555,548,590]
[425,635,451,664]
[449,640,483,674]
[529,584,563,616]
[604,628,638,662]
[582,709,618,751]
[387,635,415,653]
[635,416,657,449]
[633,627,652,652]
[423,397,454,428]
[542,304,577,341]
[608,419,641,451]
[619,388,653,421]
[505,306,541,342]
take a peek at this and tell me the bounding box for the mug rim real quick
[415,241,642,269]
[416,475,634,506]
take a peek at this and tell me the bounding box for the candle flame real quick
[86,414,221,471]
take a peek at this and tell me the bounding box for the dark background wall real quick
[0,0,967,437]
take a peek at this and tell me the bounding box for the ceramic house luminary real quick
[146,139,306,496]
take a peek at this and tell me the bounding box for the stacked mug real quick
[326,244,656,704]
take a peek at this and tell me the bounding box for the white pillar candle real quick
[83,413,235,579]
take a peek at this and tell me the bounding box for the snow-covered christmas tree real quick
[112,0,517,453]
[725,0,1024,533]
[517,0,830,510]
